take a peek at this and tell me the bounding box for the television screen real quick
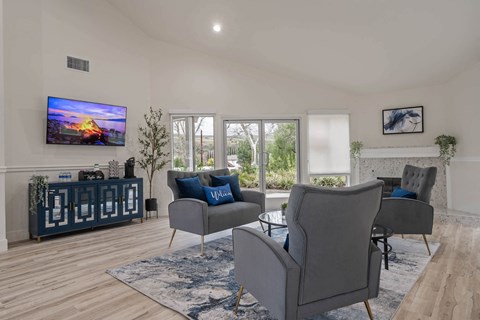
[46,97,127,146]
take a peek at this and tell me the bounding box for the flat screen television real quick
[46,96,127,146]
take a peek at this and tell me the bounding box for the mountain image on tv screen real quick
[47,97,127,146]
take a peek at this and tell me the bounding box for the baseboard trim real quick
[0,238,8,252]
[7,229,30,242]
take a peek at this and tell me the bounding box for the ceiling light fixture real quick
[213,23,222,33]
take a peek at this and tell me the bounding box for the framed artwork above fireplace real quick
[382,106,424,135]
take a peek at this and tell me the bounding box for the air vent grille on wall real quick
[67,56,90,72]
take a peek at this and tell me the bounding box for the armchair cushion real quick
[391,187,417,199]
[175,176,207,201]
[203,184,235,206]
[211,174,244,201]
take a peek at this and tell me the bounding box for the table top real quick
[371,224,394,240]
[258,214,393,240]
[258,210,287,227]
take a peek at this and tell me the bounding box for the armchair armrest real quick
[375,198,434,234]
[233,227,300,320]
[241,190,265,212]
[368,242,382,298]
[168,198,208,235]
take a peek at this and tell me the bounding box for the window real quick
[308,113,350,186]
[224,119,299,195]
[171,115,215,171]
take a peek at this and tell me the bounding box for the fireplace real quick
[377,177,401,197]
[358,147,446,208]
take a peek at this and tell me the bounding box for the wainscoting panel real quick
[449,159,480,214]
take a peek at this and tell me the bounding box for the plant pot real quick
[145,198,158,212]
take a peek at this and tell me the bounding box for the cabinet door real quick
[72,185,96,228]
[41,187,71,235]
[98,184,120,221]
[120,181,141,217]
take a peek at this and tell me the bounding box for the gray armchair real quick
[233,180,384,320]
[167,168,265,255]
[375,165,437,255]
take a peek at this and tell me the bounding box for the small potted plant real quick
[281,202,288,216]
[434,135,456,165]
[29,175,49,213]
[137,107,170,214]
[350,140,363,166]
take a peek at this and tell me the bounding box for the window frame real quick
[170,113,216,171]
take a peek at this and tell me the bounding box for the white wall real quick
[351,84,449,147]
[446,62,480,214]
[3,0,153,241]
[345,84,449,187]
[351,73,480,215]
[3,0,356,242]
[148,40,356,211]
[4,0,478,244]
[0,0,9,252]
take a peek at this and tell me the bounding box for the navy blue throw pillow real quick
[175,176,207,201]
[203,184,235,206]
[283,233,289,252]
[211,174,244,201]
[391,187,417,199]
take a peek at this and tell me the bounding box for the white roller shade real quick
[308,114,350,175]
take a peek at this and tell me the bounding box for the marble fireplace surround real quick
[358,146,446,208]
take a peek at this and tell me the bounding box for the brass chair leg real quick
[422,234,431,256]
[201,235,204,256]
[234,285,244,315]
[168,229,176,248]
[364,300,374,320]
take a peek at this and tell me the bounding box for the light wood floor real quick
[0,212,478,320]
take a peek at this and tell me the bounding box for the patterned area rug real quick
[107,231,438,320]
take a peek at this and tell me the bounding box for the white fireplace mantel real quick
[360,146,439,159]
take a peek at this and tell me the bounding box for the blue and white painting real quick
[383,106,423,134]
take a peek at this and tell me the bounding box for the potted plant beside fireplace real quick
[434,134,456,166]
[137,107,170,217]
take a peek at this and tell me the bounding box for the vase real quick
[145,198,158,211]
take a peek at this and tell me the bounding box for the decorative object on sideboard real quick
[434,134,457,166]
[124,157,136,179]
[29,175,49,213]
[137,107,170,219]
[383,106,424,134]
[58,172,72,182]
[108,160,120,179]
[350,140,363,167]
[79,170,104,180]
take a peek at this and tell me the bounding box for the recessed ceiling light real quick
[213,23,222,33]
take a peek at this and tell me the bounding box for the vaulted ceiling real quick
[108,0,480,94]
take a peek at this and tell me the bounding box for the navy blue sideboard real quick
[29,178,143,241]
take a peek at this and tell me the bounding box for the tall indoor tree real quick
[138,107,170,216]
